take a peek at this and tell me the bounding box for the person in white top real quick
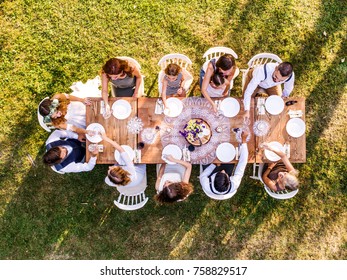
[155,155,193,204]
[43,130,98,173]
[242,62,294,119]
[39,93,92,134]
[102,134,146,188]
[199,131,249,196]
[206,72,230,98]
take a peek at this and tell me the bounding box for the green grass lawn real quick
[0,0,346,260]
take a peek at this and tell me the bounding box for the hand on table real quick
[243,110,250,122]
[163,154,175,162]
[83,98,92,105]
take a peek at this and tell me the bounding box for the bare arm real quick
[222,79,231,96]
[101,72,110,104]
[101,133,125,153]
[132,65,142,98]
[201,63,218,112]
[52,93,91,105]
[161,78,168,108]
[155,164,166,191]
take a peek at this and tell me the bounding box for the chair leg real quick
[250,163,260,180]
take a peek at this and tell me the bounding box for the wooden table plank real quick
[86,97,137,164]
[254,97,306,163]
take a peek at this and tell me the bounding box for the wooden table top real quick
[86,97,137,164]
[254,97,306,163]
[85,96,305,164]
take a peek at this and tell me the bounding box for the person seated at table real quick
[155,155,193,204]
[200,54,239,112]
[39,93,91,134]
[261,143,299,192]
[161,63,189,109]
[205,72,230,98]
[199,131,249,196]
[43,129,98,173]
[102,133,146,188]
[101,58,143,117]
[242,62,294,120]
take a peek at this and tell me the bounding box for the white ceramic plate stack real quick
[162,144,182,164]
[286,118,306,138]
[264,141,285,161]
[164,98,183,118]
[112,100,132,120]
[216,142,236,162]
[86,123,105,143]
[114,145,135,165]
[265,96,285,115]
[220,97,240,118]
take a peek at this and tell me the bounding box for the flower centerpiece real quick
[179,118,211,146]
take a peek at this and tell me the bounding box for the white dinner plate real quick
[162,144,182,164]
[265,95,285,115]
[264,141,285,162]
[286,118,306,138]
[114,145,135,165]
[164,98,183,118]
[220,97,240,118]
[86,123,105,143]
[112,99,132,120]
[216,142,236,162]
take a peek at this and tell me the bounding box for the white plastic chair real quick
[38,97,55,132]
[157,53,193,95]
[241,53,282,92]
[198,165,237,200]
[113,173,148,210]
[202,46,239,91]
[111,56,145,97]
[250,163,298,199]
[51,165,65,174]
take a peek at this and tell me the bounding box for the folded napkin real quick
[134,149,142,163]
[257,98,266,115]
[288,109,303,118]
[182,147,191,162]
[155,99,164,114]
[235,146,239,160]
[214,100,222,111]
[100,101,105,115]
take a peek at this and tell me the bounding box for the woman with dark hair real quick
[155,155,193,204]
[261,143,299,192]
[102,133,146,188]
[101,58,143,117]
[38,93,91,134]
[200,54,239,111]
[205,72,230,98]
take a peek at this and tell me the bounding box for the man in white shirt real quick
[243,62,294,119]
[43,130,98,173]
[199,131,249,198]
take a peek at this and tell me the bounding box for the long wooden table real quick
[86,96,305,164]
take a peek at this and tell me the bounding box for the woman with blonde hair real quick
[261,143,299,192]
[155,155,193,204]
[102,133,146,188]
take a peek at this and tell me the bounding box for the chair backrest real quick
[38,97,54,132]
[199,165,237,200]
[246,53,282,68]
[251,163,298,200]
[202,46,238,62]
[157,53,193,95]
[158,53,192,70]
[113,173,148,210]
[51,165,65,174]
